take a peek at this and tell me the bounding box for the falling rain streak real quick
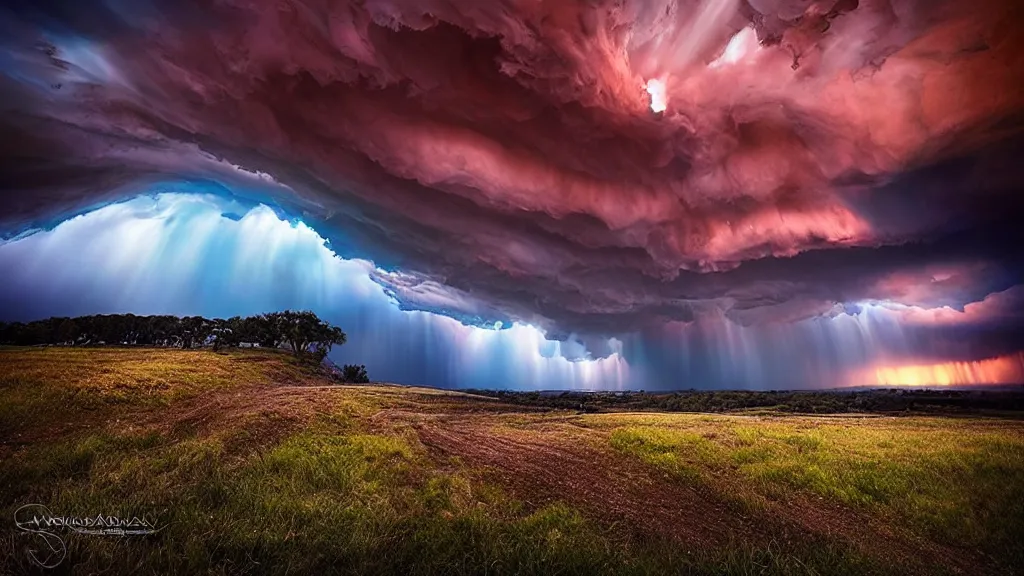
[0,192,1016,391]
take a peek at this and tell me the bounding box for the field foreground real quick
[1,348,1022,575]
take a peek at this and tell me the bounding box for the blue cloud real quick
[0,192,631,390]
[2,191,1019,390]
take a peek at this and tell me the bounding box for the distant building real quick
[238,342,261,348]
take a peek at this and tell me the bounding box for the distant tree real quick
[25,321,51,345]
[264,310,346,361]
[255,314,284,348]
[310,324,346,362]
[237,316,261,345]
[210,319,232,351]
[56,318,80,345]
[212,316,242,349]
[121,313,141,344]
[341,364,370,383]
[181,316,213,349]
[98,314,124,344]
[0,322,23,345]
[0,311,354,365]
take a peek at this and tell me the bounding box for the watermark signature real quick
[14,504,160,568]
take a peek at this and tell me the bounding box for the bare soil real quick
[405,410,998,575]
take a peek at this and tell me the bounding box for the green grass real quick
[601,413,1024,568]
[1,348,1020,574]
[0,420,883,575]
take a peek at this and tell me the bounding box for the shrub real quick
[342,364,370,383]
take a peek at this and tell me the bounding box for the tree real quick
[56,318,80,345]
[341,364,370,383]
[25,321,51,345]
[265,310,347,361]
[210,318,233,351]
[255,314,283,348]
[180,316,213,349]
[0,311,350,361]
[310,324,346,362]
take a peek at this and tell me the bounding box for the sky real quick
[1,0,1023,389]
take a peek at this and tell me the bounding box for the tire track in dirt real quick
[416,419,764,550]
[412,415,1001,575]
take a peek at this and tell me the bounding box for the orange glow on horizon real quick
[857,353,1024,387]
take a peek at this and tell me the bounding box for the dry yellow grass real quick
[0,346,323,400]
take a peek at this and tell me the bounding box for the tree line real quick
[469,388,1024,415]
[0,311,348,362]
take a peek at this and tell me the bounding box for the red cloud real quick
[0,0,1022,336]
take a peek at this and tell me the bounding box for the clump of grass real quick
[610,427,709,483]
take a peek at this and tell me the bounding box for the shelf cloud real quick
[1,0,1023,385]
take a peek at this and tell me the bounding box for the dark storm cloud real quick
[1,0,1023,343]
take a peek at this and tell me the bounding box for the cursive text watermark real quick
[14,504,159,568]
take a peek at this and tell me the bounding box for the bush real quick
[341,364,370,384]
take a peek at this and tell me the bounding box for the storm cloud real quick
[1,0,1024,384]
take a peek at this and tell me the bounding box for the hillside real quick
[2,347,1022,575]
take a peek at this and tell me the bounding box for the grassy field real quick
[1,347,1022,575]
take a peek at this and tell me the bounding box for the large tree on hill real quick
[264,310,346,360]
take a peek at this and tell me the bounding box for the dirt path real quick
[409,413,999,575]
[418,418,761,549]
[4,377,1002,575]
